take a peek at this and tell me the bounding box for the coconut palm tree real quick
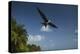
[11,17,41,52]
[11,18,28,52]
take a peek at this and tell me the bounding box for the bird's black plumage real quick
[36,7,48,22]
[37,7,58,28]
[48,22,58,28]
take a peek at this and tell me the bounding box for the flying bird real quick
[37,7,58,28]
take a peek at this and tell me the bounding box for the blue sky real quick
[11,1,78,51]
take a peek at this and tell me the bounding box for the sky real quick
[11,1,78,51]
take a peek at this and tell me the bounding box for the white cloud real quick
[75,29,78,34]
[49,40,53,42]
[73,29,78,42]
[40,25,52,32]
[73,38,78,42]
[51,43,55,47]
[49,40,55,47]
[27,34,45,44]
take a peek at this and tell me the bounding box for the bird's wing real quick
[48,22,58,28]
[37,7,48,22]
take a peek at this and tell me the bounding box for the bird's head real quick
[48,20,51,23]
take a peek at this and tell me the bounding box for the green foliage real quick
[11,18,41,53]
[27,44,41,51]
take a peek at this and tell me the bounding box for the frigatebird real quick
[37,7,58,28]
